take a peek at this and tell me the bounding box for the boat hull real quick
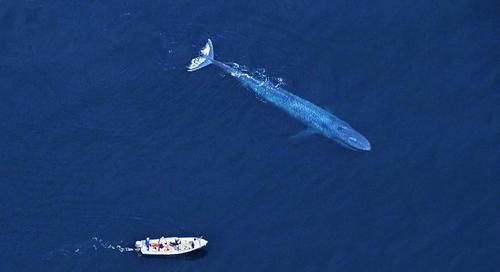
[135,237,207,256]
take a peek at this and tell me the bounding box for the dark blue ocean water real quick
[1,0,499,271]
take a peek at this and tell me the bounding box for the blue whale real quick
[188,39,371,151]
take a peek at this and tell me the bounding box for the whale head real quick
[323,120,371,151]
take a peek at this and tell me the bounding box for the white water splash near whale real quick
[227,62,286,88]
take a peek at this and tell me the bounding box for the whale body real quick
[188,39,371,151]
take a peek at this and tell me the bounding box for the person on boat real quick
[145,237,150,251]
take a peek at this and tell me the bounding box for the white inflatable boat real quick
[135,237,208,255]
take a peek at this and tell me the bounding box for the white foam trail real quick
[229,63,287,89]
[91,236,135,253]
[44,237,135,259]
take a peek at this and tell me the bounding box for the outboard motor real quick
[135,240,143,251]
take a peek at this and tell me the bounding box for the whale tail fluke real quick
[187,39,214,72]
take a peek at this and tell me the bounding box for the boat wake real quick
[43,237,135,260]
[90,237,136,253]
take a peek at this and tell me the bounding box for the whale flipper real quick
[291,128,318,139]
[187,39,214,72]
